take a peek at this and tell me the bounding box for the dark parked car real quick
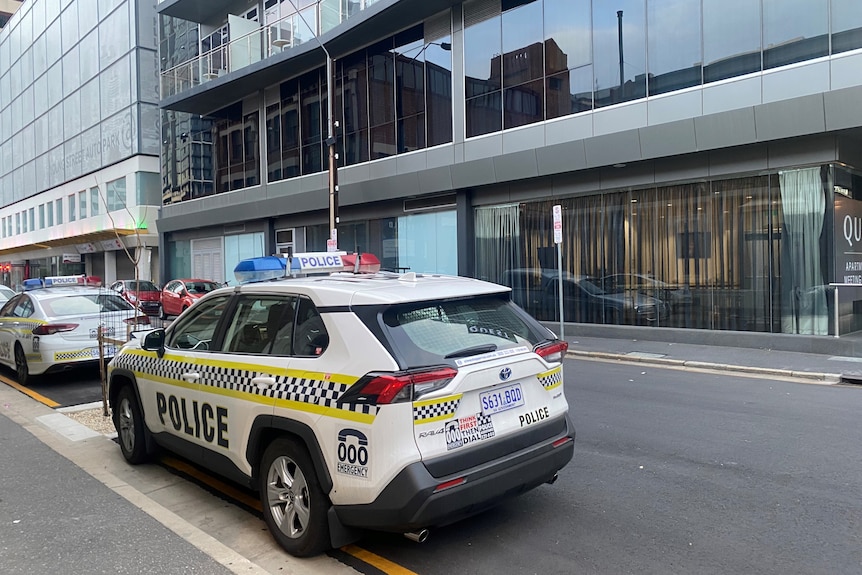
[503,268,669,325]
[110,279,162,316]
[600,274,692,313]
[159,278,222,319]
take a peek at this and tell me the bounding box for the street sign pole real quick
[553,205,564,341]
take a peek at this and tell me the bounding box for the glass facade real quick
[162,15,453,204]
[463,0,862,133]
[474,166,862,336]
[0,0,160,205]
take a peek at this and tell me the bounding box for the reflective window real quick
[763,0,828,69]
[425,31,453,147]
[339,51,369,166]
[394,27,426,153]
[300,69,324,170]
[368,40,395,159]
[166,295,231,352]
[647,0,701,95]
[280,79,300,178]
[55,198,63,224]
[90,186,101,215]
[502,0,544,129]
[703,0,760,82]
[79,29,99,84]
[224,295,299,356]
[545,0,592,118]
[79,190,86,219]
[107,176,126,211]
[61,4,78,55]
[593,0,645,108]
[68,194,76,222]
[832,0,862,53]
[464,2,502,137]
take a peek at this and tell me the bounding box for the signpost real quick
[553,205,564,340]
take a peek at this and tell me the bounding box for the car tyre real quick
[114,385,150,464]
[14,343,29,386]
[259,437,330,557]
[158,304,167,320]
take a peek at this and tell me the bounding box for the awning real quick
[0,229,141,259]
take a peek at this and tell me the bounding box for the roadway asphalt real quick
[565,332,862,384]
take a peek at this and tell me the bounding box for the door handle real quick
[251,376,275,389]
[181,372,200,383]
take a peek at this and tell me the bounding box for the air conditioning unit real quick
[271,26,292,48]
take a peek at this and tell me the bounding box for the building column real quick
[104,250,117,285]
[136,247,153,281]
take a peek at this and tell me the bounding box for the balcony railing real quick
[160,0,379,99]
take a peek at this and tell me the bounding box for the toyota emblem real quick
[499,367,512,381]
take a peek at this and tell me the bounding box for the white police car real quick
[0,275,149,385]
[108,253,574,557]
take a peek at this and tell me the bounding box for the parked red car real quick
[159,278,222,319]
[109,279,162,316]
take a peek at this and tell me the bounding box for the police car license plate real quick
[480,383,524,416]
[89,346,116,358]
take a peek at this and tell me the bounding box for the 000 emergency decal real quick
[445,413,496,451]
[336,428,370,479]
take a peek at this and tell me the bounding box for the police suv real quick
[108,253,574,557]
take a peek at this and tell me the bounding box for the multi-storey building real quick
[158,0,862,341]
[0,0,161,288]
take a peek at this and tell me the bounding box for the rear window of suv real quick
[376,294,551,367]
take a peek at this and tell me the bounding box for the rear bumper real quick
[333,415,574,532]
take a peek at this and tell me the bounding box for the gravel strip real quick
[64,407,117,436]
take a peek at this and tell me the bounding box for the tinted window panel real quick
[592,0,646,108]
[502,0,543,87]
[832,0,862,53]
[504,79,543,129]
[464,13,502,97]
[546,66,592,119]
[545,0,591,75]
[466,92,502,137]
[763,0,828,69]
[703,0,761,82]
[647,0,702,95]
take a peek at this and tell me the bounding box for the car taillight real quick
[32,323,78,335]
[534,340,568,362]
[340,366,458,405]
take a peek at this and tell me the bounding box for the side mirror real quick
[142,328,166,358]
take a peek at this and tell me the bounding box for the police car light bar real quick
[24,275,104,290]
[234,252,382,283]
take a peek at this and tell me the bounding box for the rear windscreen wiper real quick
[444,344,498,359]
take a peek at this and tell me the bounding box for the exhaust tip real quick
[404,529,430,543]
[546,473,559,485]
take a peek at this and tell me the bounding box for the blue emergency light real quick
[22,278,44,290]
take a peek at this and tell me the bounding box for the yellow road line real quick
[162,456,418,574]
[340,544,421,575]
[160,455,263,512]
[0,373,60,407]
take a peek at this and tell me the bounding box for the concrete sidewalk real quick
[563,332,862,384]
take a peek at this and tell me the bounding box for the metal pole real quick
[558,244,564,341]
[326,54,338,248]
[617,10,624,94]
[287,0,338,249]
